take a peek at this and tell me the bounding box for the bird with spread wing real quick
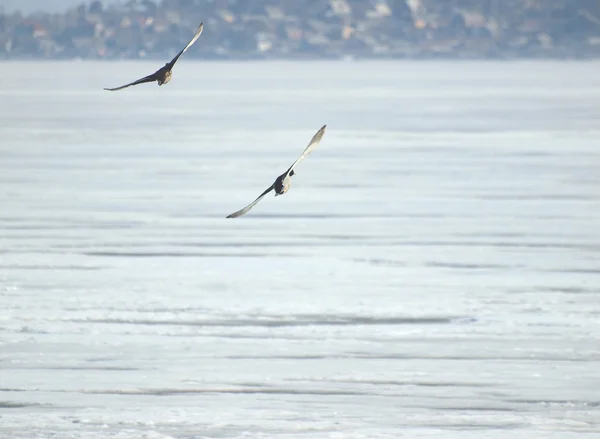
[104,22,204,91]
[226,125,327,218]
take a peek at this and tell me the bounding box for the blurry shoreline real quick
[1,0,599,60]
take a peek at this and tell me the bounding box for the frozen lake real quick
[1,60,599,438]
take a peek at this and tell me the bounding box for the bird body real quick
[226,126,326,218]
[274,169,295,196]
[104,22,203,91]
[157,66,172,86]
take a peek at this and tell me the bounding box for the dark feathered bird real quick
[104,22,204,92]
[226,125,327,218]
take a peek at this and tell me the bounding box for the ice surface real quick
[1,60,599,438]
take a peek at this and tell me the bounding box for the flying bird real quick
[226,125,327,218]
[104,22,204,91]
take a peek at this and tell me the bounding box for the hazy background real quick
[0,0,98,13]
[2,0,600,60]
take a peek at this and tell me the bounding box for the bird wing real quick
[284,125,327,176]
[226,183,275,218]
[167,22,204,69]
[103,73,157,91]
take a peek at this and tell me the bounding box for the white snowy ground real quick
[1,60,599,438]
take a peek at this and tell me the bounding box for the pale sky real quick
[0,0,108,13]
